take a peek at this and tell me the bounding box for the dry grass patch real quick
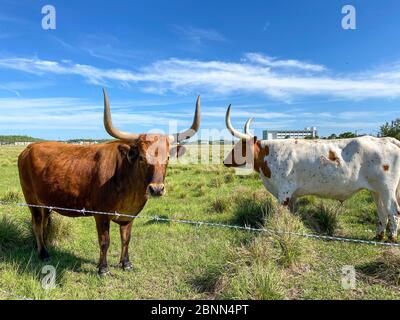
[299,201,342,236]
[232,190,274,228]
[1,190,22,203]
[266,206,312,267]
[209,197,230,213]
[0,214,31,253]
[357,248,400,286]
[45,214,74,246]
[214,203,313,299]
[216,261,286,300]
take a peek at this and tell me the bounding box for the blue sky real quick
[0,0,400,140]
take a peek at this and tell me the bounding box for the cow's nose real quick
[223,159,232,167]
[148,184,165,197]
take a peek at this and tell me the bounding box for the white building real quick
[14,142,32,146]
[263,127,317,140]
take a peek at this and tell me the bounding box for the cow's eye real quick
[139,155,145,162]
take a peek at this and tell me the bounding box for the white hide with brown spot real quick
[258,136,400,238]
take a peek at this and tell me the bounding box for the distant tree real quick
[327,134,337,140]
[380,119,400,140]
[67,138,110,143]
[338,132,357,139]
[324,132,358,140]
[0,135,42,143]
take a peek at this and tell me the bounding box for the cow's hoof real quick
[120,261,133,271]
[98,267,110,277]
[374,233,385,241]
[387,235,397,243]
[40,249,51,262]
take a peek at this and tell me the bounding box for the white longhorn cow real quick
[223,105,400,242]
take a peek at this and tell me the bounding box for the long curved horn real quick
[170,96,201,143]
[244,118,254,137]
[225,105,251,140]
[103,88,139,141]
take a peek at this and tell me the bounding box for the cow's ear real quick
[118,144,139,163]
[128,146,139,163]
[170,145,186,159]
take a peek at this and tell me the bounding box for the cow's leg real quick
[288,196,297,213]
[371,192,387,241]
[387,199,400,242]
[118,220,133,271]
[30,207,50,261]
[380,189,400,242]
[42,209,52,245]
[95,216,111,276]
[278,185,296,208]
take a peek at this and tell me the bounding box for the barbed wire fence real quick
[1,200,399,247]
[1,199,400,300]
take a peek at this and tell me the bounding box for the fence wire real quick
[1,200,400,248]
[1,199,400,300]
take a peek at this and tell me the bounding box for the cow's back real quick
[261,136,400,201]
[18,142,115,212]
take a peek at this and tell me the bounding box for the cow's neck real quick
[253,140,271,178]
[111,160,148,213]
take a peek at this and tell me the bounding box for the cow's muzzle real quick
[223,159,233,167]
[147,183,165,197]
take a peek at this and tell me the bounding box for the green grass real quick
[0,145,399,299]
[298,201,342,236]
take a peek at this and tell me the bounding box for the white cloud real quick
[317,121,384,130]
[0,95,396,138]
[0,96,197,134]
[0,58,137,85]
[2,54,400,101]
[0,13,27,24]
[136,58,400,100]
[0,81,52,97]
[244,53,326,72]
[202,108,293,119]
[172,25,227,45]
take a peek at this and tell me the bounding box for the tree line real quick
[302,118,400,140]
[0,118,399,142]
[0,135,43,143]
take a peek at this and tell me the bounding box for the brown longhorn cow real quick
[18,89,200,275]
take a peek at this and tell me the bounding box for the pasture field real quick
[1,144,400,300]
